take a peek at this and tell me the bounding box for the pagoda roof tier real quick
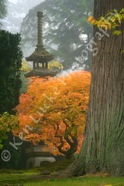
[26,47,54,63]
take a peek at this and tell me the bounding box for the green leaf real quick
[112,30,122,36]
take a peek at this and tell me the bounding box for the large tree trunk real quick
[61,0,124,177]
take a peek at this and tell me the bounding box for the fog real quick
[1,0,93,70]
[2,0,44,33]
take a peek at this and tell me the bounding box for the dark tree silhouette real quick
[0,30,23,114]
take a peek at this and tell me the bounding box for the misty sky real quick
[2,0,43,33]
[9,0,18,3]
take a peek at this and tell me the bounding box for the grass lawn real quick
[0,160,124,186]
[0,172,124,186]
[24,177,124,186]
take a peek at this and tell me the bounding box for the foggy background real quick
[1,0,44,33]
[1,0,93,70]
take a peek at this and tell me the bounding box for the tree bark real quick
[60,0,124,177]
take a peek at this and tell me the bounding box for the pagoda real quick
[25,11,60,77]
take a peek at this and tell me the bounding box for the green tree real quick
[0,30,23,114]
[0,112,18,149]
[61,0,124,177]
[21,0,94,70]
[0,112,21,169]
[0,31,22,169]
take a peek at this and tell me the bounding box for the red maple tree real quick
[15,71,91,158]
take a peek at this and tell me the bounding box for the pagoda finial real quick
[37,11,43,49]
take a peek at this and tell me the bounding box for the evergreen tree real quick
[0,30,23,114]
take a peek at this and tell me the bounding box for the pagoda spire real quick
[37,11,43,49]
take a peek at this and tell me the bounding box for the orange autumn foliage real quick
[15,71,91,158]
